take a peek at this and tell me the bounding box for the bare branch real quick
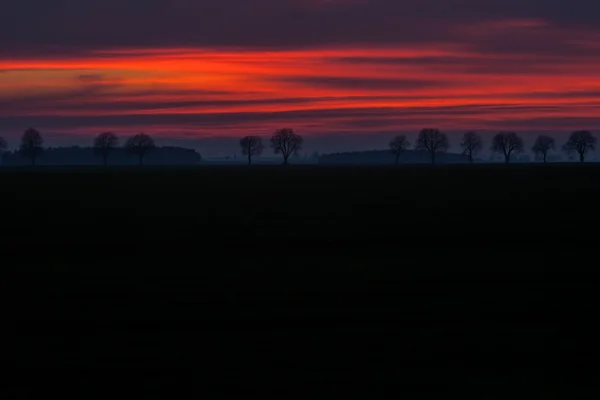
[460,131,483,163]
[531,135,555,163]
[93,132,119,166]
[491,132,524,164]
[415,128,449,164]
[563,130,596,163]
[240,136,264,165]
[270,128,303,165]
[19,128,44,165]
[125,133,156,165]
[389,135,411,165]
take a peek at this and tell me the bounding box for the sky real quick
[1,0,600,154]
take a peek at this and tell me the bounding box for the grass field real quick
[4,165,599,396]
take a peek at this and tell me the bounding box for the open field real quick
[4,165,599,396]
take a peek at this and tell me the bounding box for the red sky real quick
[1,0,600,150]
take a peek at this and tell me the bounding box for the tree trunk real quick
[543,153,547,163]
[32,154,36,166]
[580,152,585,163]
[248,153,252,165]
[431,151,435,165]
[139,154,144,166]
[395,151,400,165]
[103,154,108,167]
[505,153,510,164]
[283,155,289,165]
[469,153,473,164]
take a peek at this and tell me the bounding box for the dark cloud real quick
[0,95,320,114]
[4,102,599,133]
[332,53,600,75]
[490,116,600,130]
[1,0,599,57]
[276,76,449,90]
[77,74,105,83]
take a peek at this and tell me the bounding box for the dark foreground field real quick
[3,165,599,397]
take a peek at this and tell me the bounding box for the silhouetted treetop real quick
[415,128,449,164]
[240,135,264,165]
[94,132,119,151]
[460,131,483,164]
[491,132,523,164]
[20,128,44,165]
[94,132,119,166]
[389,135,410,165]
[271,128,303,165]
[532,135,555,163]
[563,130,596,163]
[125,133,156,165]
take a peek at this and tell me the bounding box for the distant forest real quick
[0,146,202,166]
[319,150,470,165]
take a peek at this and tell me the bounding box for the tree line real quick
[0,127,597,166]
[244,128,597,165]
[390,129,597,164]
[0,128,304,166]
[0,129,156,166]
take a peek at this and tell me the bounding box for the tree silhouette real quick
[20,128,44,165]
[389,135,410,165]
[240,136,264,165]
[491,132,523,164]
[93,132,119,166]
[0,136,7,165]
[460,131,483,164]
[270,128,303,165]
[563,130,596,163]
[531,135,555,163]
[415,128,449,164]
[125,133,156,165]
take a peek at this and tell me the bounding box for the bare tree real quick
[415,128,449,164]
[563,130,596,163]
[270,128,303,165]
[20,128,44,165]
[0,136,7,166]
[460,131,483,164]
[389,135,410,165]
[491,132,524,164]
[125,133,156,165]
[531,135,555,163]
[93,132,119,166]
[240,136,264,165]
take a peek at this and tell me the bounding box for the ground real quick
[3,165,599,397]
